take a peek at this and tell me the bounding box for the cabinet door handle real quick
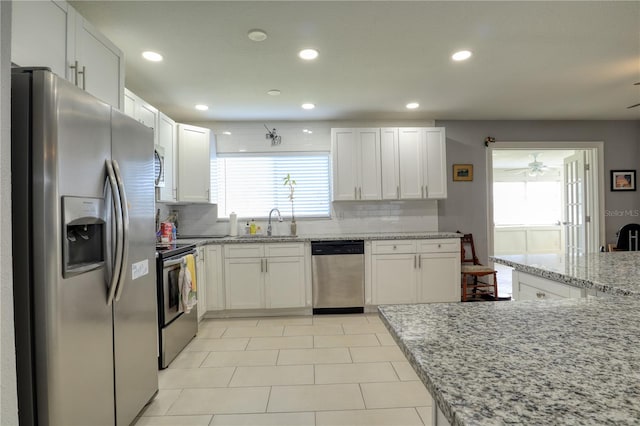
[536,292,546,299]
[414,255,417,269]
[265,258,268,273]
[260,259,264,273]
[397,186,400,199]
[358,187,362,199]
[79,65,86,90]
[70,60,79,86]
[425,185,428,198]
[418,255,421,268]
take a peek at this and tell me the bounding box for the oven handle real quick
[164,250,197,268]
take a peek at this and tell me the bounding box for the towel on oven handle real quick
[179,254,197,313]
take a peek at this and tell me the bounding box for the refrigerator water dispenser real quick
[62,196,105,277]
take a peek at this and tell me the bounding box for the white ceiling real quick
[70,1,640,123]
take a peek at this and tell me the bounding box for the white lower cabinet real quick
[370,239,460,305]
[371,254,417,304]
[264,257,306,309]
[205,245,225,311]
[417,253,460,303]
[225,258,263,309]
[195,247,206,321]
[513,271,585,301]
[224,243,307,310]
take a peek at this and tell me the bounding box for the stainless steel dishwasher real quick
[311,240,365,314]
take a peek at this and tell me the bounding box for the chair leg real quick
[461,273,467,302]
[492,273,498,300]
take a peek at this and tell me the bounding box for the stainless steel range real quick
[156,243,198,369]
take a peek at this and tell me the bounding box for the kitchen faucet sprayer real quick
[267,208,283,236]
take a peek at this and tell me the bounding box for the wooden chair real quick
[459,232,498,301]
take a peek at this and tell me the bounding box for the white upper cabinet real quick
[72,13,124,109]
[12,0,124,109]
[423,128,447,199]
[331,128,381,201]
[334,127,446,201]
[397,128,424,199]
[177,124,213,203]
[397,127,447,200]
[157,113,177,203]
[12,0,69,79]
[123,89,159,145]
[380,128,400,200]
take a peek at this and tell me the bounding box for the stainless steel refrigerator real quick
[11,68,158,426]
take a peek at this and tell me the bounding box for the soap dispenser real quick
[250,219,257,235]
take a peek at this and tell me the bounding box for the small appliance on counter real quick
[155,243,198,369]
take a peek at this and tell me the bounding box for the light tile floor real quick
[135,314,433,426]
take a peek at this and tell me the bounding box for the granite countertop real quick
[379,299,640,426]
[491,252,640,298]
[177,231,461,246]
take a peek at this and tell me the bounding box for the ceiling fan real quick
[628,82,640,109]
[505,153,550,177]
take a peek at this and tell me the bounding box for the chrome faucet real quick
[267,208,283,236]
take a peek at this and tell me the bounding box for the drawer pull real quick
[536,292,546,299]
[393,245,397,250]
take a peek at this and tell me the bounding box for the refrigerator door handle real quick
[105,160,124,306]
[112,160,130,302]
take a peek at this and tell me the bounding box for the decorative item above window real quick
[265,124,282,146]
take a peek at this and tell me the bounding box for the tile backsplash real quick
[162,200,439,237]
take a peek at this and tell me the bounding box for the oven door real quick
[161,256,186,326]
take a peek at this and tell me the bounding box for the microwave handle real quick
[154,148,163,186]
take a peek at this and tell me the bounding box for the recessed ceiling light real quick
[247,29,267,42]
[452,50,472,61]
[406,102,420,109]
[142,51,163,62]
[222,131,232,135]
[267,89,281,96]
[195,104,209,111]
[298,49,319,60]
[301,103,315,110]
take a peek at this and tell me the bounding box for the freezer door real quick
[12,69,116,425]
[111,109,159,425]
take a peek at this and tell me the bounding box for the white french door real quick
[563,151,587,255]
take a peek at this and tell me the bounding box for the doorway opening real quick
[487,142,605,298]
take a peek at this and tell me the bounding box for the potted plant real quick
[283,173,297,236]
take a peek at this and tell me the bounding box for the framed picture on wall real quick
[453,164,473,181]
[611,170,636,191]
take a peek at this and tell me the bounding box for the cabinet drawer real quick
[371,240,416,254]
[517,272,584,299]
[265,243,305,257]
[417,239,459,253]
[224,244,264,258]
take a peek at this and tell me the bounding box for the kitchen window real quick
[216,154,331,219]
